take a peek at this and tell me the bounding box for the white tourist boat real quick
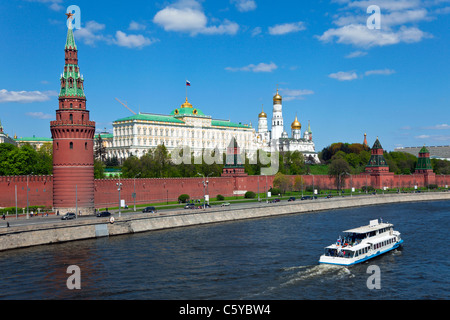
[319,219,403,266]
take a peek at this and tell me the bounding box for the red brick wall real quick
[0,174,449,209]
[0,176,53,209]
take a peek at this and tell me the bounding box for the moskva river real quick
[0,201,448,300]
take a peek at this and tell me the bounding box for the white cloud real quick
[328,71,359,81]
[113,31,156,49]
[0,89,57,103]
[231,0,257,12]
[280,88,314,101]
[74,21,157,49]
[364,68,396,76]
[319,24,430,48]
[26,0,63,11]
[319,0,435,49]
[423,124,450,130]
[345,50,368,58]
[251,27,262,36]
[153,0,239,36]
[225,62,278,73]
[268,22,306,35]
[128,21,147,31]
[74,21,107,46]
[25,112,53,119]
[415,134,450,142]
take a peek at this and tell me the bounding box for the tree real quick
[328,158,351,192]
[94,135,107,162]
[273,172,291,194]
[94,159,105,179]
[293,176,305,192]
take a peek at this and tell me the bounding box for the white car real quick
[221,202,231,207]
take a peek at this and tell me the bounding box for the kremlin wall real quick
[0,171,448,211]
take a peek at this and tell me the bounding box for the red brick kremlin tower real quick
[50,14,95,214]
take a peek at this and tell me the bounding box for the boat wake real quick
[280,264,353,287]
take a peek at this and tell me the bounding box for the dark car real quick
[96,211,111,217]
[142,206,157,213]
[61,212,76,220]
[326,195,333,198]
[301,196,312,200]
[288,197,296,201]
[184,203,195,209]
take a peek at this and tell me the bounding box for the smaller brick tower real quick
[222,137,247,177]
[415,145,435,186]
[50,14,95,215]
[365,137,394,189]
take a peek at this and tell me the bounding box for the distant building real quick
[0,120,16,146]
[395,146,450,161]
[14,135,52,151]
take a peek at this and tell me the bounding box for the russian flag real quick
[186,80,191,86]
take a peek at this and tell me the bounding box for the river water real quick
[0,200,448,300]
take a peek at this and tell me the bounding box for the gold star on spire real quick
[66,12,74,20]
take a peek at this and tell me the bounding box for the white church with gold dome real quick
[256,89,319,163]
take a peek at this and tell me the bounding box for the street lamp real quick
[339,172,349,196]
[133,172,141,212]
[117,176,123,217]
[26,172,33,219]
[197,173,211,208]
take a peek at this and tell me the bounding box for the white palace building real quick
[106,89,319,163]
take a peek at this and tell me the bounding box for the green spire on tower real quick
[65,25,77,50]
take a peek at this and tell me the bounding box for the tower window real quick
[70,142,73,149]
[70,103,73,109]
[70,114,73,122]
[85,142,88,150]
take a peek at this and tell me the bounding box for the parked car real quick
[61,212,76,220]
[142,206,157,213]
[288,197,296,201]
[302,196,318,200]
[96,211,111,217]
[221,202,231,207]
[326,195,333,198]
[184,203,195,209]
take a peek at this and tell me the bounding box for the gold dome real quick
[181,97,193,108]
[291,115,301,130]
[258,105,267,118]
[273,89,282,104]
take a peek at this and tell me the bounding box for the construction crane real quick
[115,98,137,115]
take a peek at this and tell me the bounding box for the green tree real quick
[328,158,351,192]
[273,172,291,194]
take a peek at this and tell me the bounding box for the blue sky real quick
[0,0,449,152]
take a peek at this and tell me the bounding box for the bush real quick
[178,194,190,203]
[361,185,375,192]
[244,191,256,199]
[216,194,225,201]
[269,187,281,195]
[427,184,438,189]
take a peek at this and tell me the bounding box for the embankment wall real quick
[1,192,449,252]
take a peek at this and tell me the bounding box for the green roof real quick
[115,114,185,124]
[15,137,53,142]
[65,25,77,50]
[419,146,430,154]
[170,108,207,117]
[95,133,113,139]
[212,120,252,129]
